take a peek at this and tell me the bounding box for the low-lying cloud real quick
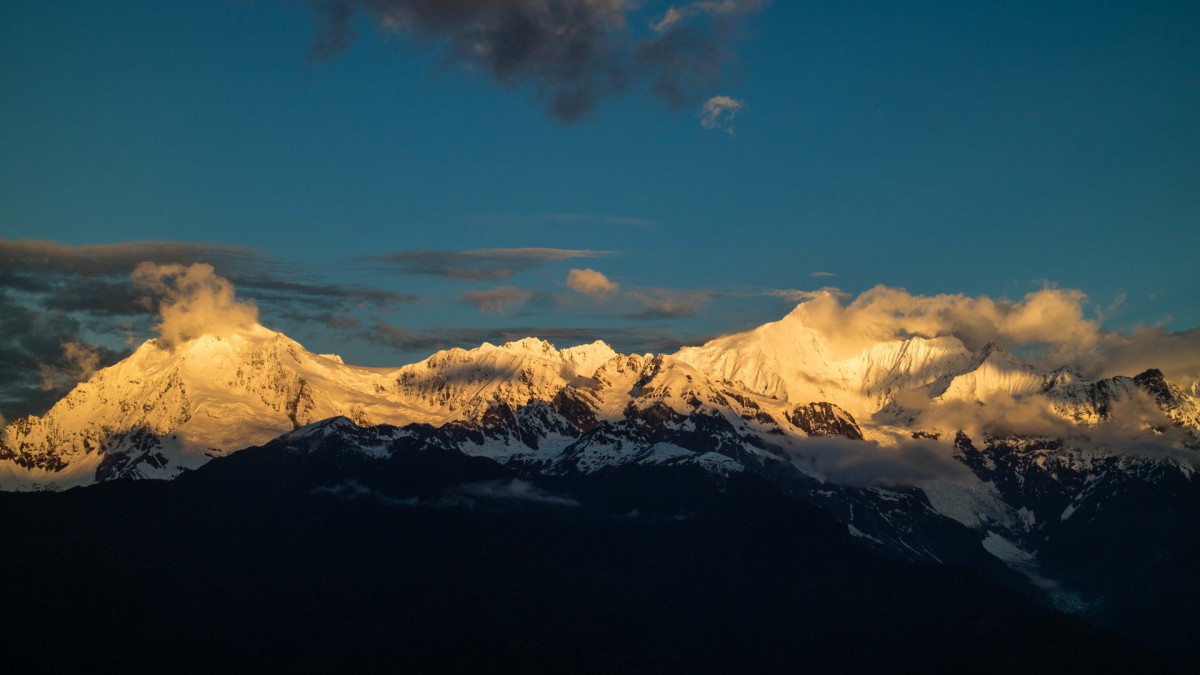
[451,479,581,507]
[782,285,1200,387]
[305,0,766,121]
[784,436,974,488]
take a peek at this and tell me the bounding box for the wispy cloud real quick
[811,271,836,278]
[450,480,580,508]
[0,238,416,313]
[463,213,654,228]
[651,1,758,33]
[368,248,609,281]
[38,342,104,393]
[623,288,714,320]
[542,213,656,227]
[305,0,767,121]
[462,286,534,314]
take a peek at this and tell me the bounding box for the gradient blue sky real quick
[2,1,1198,373]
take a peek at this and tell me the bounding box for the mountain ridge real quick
[3,307,1196,490]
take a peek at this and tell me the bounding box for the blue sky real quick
[2,1,1198,394]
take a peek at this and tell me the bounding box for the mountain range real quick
[3,303,1199,664]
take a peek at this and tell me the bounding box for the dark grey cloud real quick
[0,238,415,314]
[0,291,128,418]
[0,239,264,291]
[304,0,766,121]
[367,321,705,357]
[0,238,417,418]
[368,248,608,281]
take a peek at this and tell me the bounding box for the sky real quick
[2,0,1198,417]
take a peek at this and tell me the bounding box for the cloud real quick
[916,389,1198,464]
[651,1,751,32]
[699,95,744,133]
[0,238,263,288]
[1091,325,1200,391]
[370,248,608,281]
[567,268,620,298]
[776,284,1200,394]
[450,479,580,507]
[543,213,655,227]
[783,436,974,488]
[811,271,835,278]
[465,213,656,228]
[785,286,1107,364]
[624,288,713,319]
[131,263,261,347]
[462,286,534,314]
[311,480,419,507]
[305,0,766,121]
[0,238,414,317]
[38,342,103,393]
[0,291,129,418]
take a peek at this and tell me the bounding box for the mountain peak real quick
[499,337,560,358]
[561,340,618,378]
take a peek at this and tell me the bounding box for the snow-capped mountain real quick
[3,307,1198,608]
[3,305,1196,489]
[3,304,1199,653]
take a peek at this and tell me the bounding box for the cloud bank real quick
[780,284,1200,412]
[305,0,766,121]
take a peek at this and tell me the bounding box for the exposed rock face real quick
[786,402,864,440]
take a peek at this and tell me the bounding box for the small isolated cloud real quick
[567,268,620,299]
[700,95,744,133]
[370,248,607,281]
[811,271,835,278]
[132,262,260,347]
[462,286,534,314]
